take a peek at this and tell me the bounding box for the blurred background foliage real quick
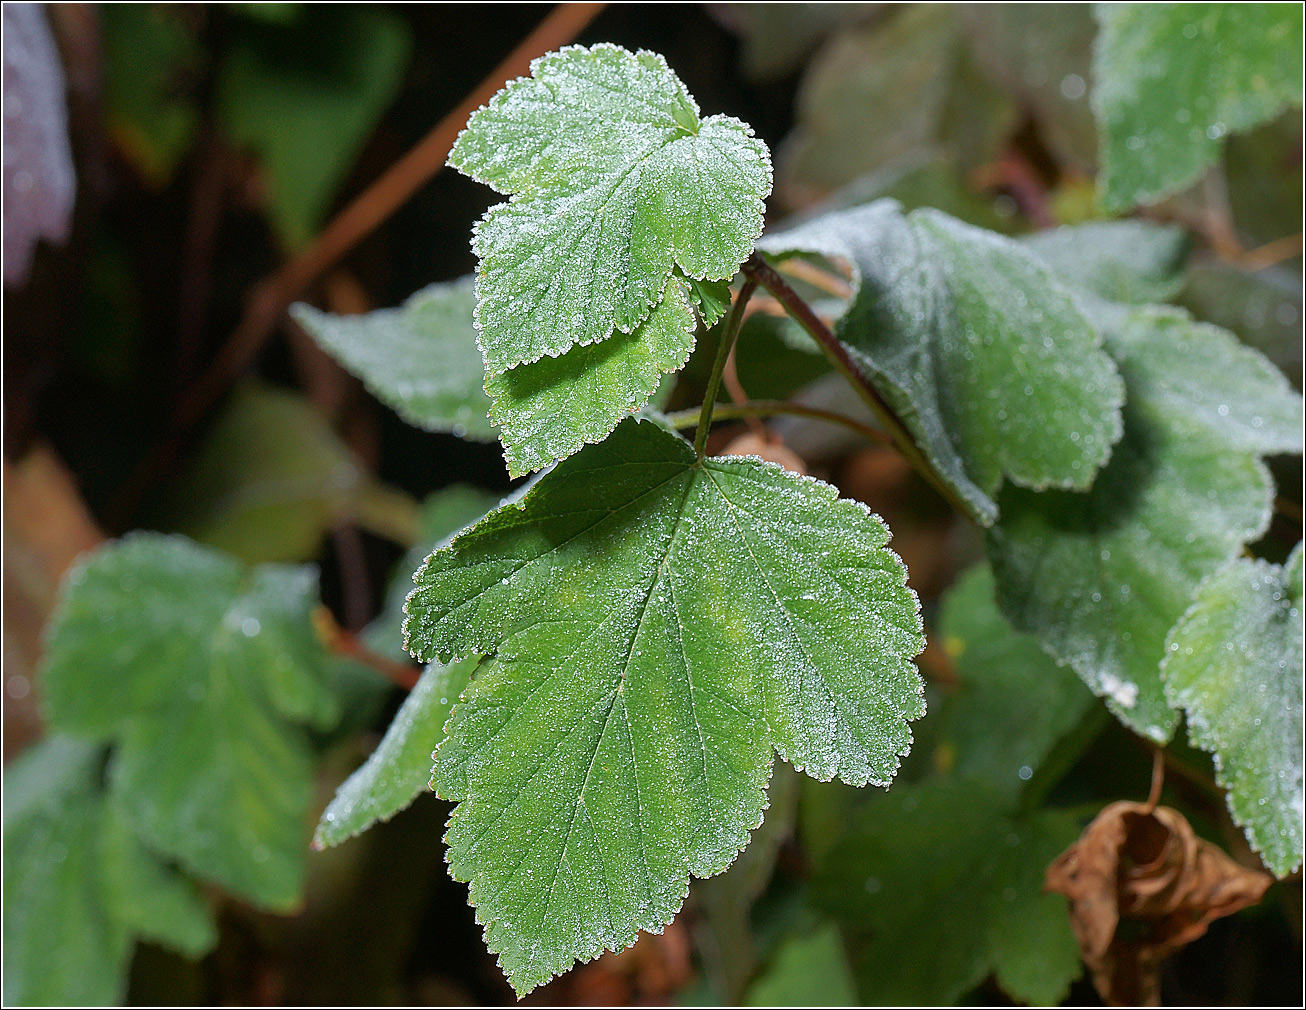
[3,3,1302,1005]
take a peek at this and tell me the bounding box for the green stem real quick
[741,252,973,518]
[694,278,757,457]
[669,400,893,448]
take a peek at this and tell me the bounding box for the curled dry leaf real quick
[721,430,809,474]
[1045,801,1272,1006]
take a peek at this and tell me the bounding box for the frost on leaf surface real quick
[1162,543,1305,877]
[988,306,1303,741]
[758,200,1124,525]
[3,736,215,1006]
[291,277,495,440]
[448,43,771,374]
[812,778,1082,1006]
[1093,3,1304,212]
[1019,220,1190,305]
[40,533,340,909]
[402,418,924,993]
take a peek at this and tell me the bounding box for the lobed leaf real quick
[988,306,1302,740]
[1093,3,1304,211]
[291,277,496,440]
[403,418,924,993]
[758,200,1124,525]
[41,534,340,909]
[1162,543,1305,877]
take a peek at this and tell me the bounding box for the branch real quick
[313,606,420,692]
[667,400,893,448]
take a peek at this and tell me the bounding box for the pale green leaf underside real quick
[814,779,1082,1006]
[1093,3,1304,212]
[450,43,771,373]
[1020,220,1190,304]
[3,736,215,1007]
[41,534,339,909]
[1162,544,1305,877]
[989,307,1300,740]
[936,564,1095,799]
[403,418,924,993]
[315,658,480,848]
[758,200,1124,525]
[487,274,697,476]
[291,277,496,439]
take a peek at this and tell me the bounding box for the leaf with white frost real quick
[403,418,924,993]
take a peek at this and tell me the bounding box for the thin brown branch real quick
[775,257,853,299]
[1237,233,1303,272]
[313,605,420,692]
[666,400,893,449]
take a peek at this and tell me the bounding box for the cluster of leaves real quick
[7,5,1303,1006]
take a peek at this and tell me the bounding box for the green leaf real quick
[1021,220,1191,304]
[152,382,419,564]
[448,43,771,373]
[404,418,924,993]
[758,200,1125,525]
[1093,3,1305,211]
[779,4,1016,198]
[315,657,479,849]
[291,277,495,440]
[988,306,1302,740]
[934,564,1096,800]
[1162,543,1305,877]
[217,8,411,247]
[814,778,1082,1006]
[485,273,698,477]
[41,534,340,909]
[745,924,857,1007]
[3,736,216,1006]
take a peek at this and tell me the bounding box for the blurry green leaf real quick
[989,306,1302,740]
[217,8,411,247]
[759,200,1124,525]
[404,418,924,993]
[935,564,1095,799]
[485,274,698,477]
[228,1,302,23]
[3,736,215,1006]
[745,924,857,1007]
[449,43,770,375]
[1225,112,1305,250]
[41,534,340,909]
[292,278,494,439]
[1178,261,1303,384]
[102,4,202,187]
[1162,543,1304,877]
[1093,3,1304,211]
[1021,220,1191,304]
[315,657,479,849]
[780,4,1015,199]
[156,382,417,564]
[713,3,881,82]
[814,779,1081,1005]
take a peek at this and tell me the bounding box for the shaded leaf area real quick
[315,485,500,847]
[779,4,1015,202]
[758,199,1124,525]
[1162,543,1305,877]
[3,736,215,1006]
[216,7,412,248]
[404,418,924,993]
[710,3,878,83]
[1020,220,1191,305]
[150,382,419,565]
[1093,3,1304,211]
[449,43,771,373]
[933,564,1096,801]
[1046,801,1272,1006]
[292,277,495,440]
[812,778,1083,1006]
[41,534,340,909]
[744,924,856,1007]
[989,304,1303,740]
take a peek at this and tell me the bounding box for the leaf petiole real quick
[693,277,758,457]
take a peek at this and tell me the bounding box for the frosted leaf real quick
[403,418,924,993]
[759,200,1124,525]
[449,43,771,373]
[40,534,340,909]
[1162,543,1305,877]
[291,277,496,440]
[1093,4,1304,211]
[1020,220,1190,304]
[988,306,1301,740]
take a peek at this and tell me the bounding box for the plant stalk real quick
[693,278,757,457]
[669,400,893,447]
